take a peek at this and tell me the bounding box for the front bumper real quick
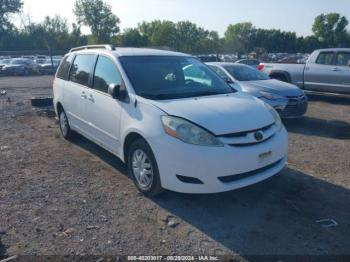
[279,95,308,118]
[148,127,288,194]
[259,97,287,111]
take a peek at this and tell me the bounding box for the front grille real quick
[218,123,274,138]
[218,158,284,183]
[229,134,275,147]
[281,100,308,118]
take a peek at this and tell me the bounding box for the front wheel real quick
[128,139,163,197]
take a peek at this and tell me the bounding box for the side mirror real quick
[108,83,121,99]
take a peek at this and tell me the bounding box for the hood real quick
[240,79,303,97]
[149,93,275,135]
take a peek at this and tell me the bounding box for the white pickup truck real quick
[259,48,350,94]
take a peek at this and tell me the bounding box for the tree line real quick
[1,0,350,54]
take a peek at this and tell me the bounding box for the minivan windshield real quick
[224,65,270,81]
[119,56,234,100]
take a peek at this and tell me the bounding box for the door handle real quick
[88,95,95,102]
[81,92,87,99]
[332,67,340,72]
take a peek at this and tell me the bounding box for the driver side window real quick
[183,65,212,87]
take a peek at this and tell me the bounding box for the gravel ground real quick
[0,76,350,260]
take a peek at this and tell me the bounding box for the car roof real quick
[71,47,190,57]
[315,48,350,52]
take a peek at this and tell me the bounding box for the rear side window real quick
[336,52,350,66]
[316,52,334,65]
[69,54,95,86]
[56,55,74,80]
[93,56,122,93]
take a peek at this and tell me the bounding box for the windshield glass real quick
[224,65,269,81]
[119,56,234,100]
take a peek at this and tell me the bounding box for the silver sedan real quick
[207,62,308,118]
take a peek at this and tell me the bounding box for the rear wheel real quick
[127,139,163,197]
[58,109,75,140]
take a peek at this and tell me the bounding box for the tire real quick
[58,109,75,140]
[127,139,163,197]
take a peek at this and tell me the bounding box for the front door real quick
[333,51,350,94]
[85,55,124,155]
[304,51,337,92]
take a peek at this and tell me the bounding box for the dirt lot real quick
[0,76,350,260]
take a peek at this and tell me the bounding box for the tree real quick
[312,13,349,47]
[74,0,120,43]
[175,21,214,53]
[138,20,177,48]
[0,0,23,32]
[116,28,148,47]
[224,22,255,56]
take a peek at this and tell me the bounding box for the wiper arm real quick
[193,91,229,97]
[138,93,172,100]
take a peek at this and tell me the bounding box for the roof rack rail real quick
[69,45,115,53]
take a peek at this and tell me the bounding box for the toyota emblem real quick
[254,131,264,141]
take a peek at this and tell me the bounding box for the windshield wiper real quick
[192,91,231,97]
[138,93,174,100]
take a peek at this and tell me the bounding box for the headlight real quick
[265,103,283,131]
[161,116,223,147]
[259,91,283,101]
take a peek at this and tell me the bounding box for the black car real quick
[0,59,11,74]
[1,58,39,76]
[38,59,61,75]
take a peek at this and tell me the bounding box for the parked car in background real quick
[1,58,39,76]
[0,59,11,74]
[38,59,61,75]
[54,45,288,196]
[236,59,261,69]
[207,62,308,118]
[259,48,350,94]
[197,55,221,62]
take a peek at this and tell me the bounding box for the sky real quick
[16,0,350,37]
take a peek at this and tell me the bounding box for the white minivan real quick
[53,45,288,196]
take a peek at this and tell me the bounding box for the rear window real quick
[69,54,95,86]
[56,55,74,80]
[316,52,334,65]
[224,65,269,81]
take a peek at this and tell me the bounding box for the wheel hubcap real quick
[60,112,68,136]
[132,149,153,190]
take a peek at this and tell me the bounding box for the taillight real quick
[257,64,264,71]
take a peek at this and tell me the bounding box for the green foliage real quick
[224,22,254,55]
[74,0,120,43]
[312,13,349,47]
[138,20,177,47]
[0,7,349,55]
[0,0,23,32]
[131,20,220,54]
[114,28,148,47]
